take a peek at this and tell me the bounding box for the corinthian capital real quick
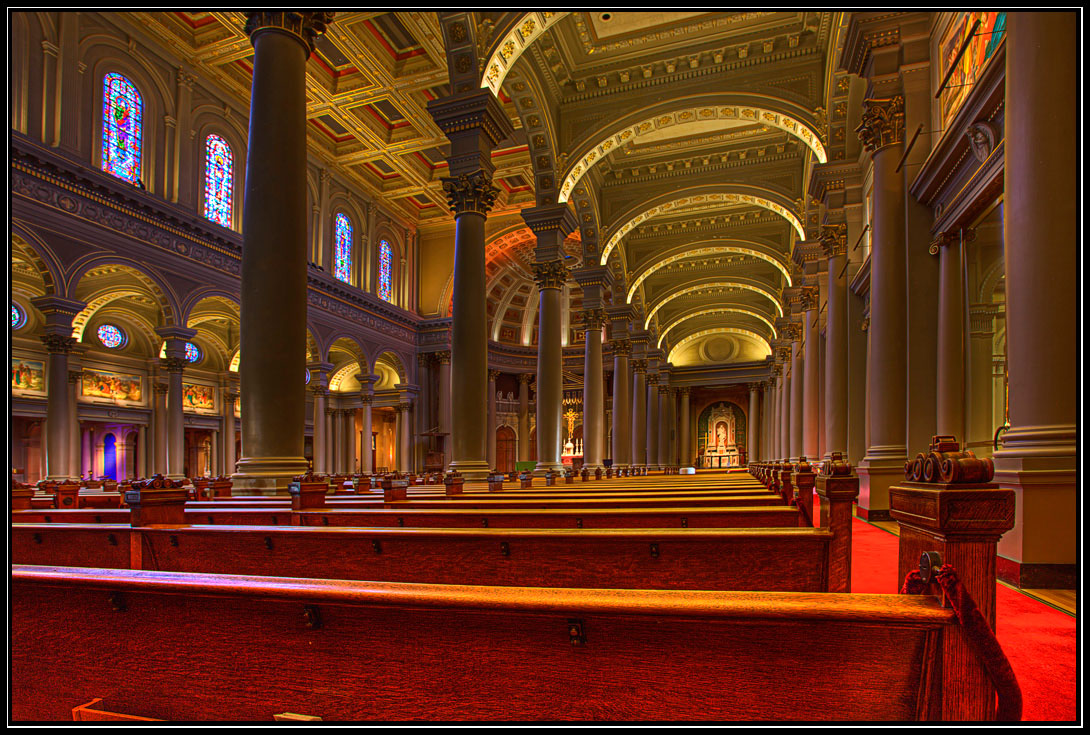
[855,96,905,153]
[631,359,648,374]
[531,259,568,290]
[582,308,607,330]
[40,334,76,354]
[441,170,499,216]
[819,223,847,257]
[244,12,334,57]
[611,339,632,357]
[160,356,188,373]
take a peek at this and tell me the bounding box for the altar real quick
[699,405,740,468]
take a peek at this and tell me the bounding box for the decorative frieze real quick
[856,96,905,153]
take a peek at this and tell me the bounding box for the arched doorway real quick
[103,434,117,480]
[496,426,516,473]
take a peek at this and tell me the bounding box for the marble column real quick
[429,90,512,480]
[67,368,80,480]
[487,369,499,469]
[137,424,147,479]
[81,427,92,479]
[610,339,632,469]
[517,373,532,463]
[789,337,804,461]
[967,304,998,456]
[748,383,760,463]
[531,259,567,475]
[222,389,238,478]
[993,11,1077,582]
[667,388,679,466]
[822,225,849,459]
[415,353,432,469]
[360,396,374,474]
[436,350,452,464]
[31,296,83,480]
[646,374,660,470]
[344,408,357,473]
[855,95,908,520]
[324,407,335,473]
[678,387,691,467]
[156,326,194,480]
[631,359,647,468]
[235,13,330,492]
[802,290,821,460]
[310,386,327,474]
[153,383,168,474]
[779,355,791,460]
[397,401,411,474]
[657,384,670,467]
[580,309,605,470]
[935,230,967,438]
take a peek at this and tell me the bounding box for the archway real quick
[103,433,117,480]
[496,426,517,474]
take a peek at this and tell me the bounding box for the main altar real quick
[697,402,741,468]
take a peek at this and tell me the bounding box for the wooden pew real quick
[11,565,991,721]
[12,504,801,530]
[11,524,843,593]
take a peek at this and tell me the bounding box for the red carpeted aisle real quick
[850,516,1077,722]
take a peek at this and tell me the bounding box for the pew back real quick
[11,566,958,722]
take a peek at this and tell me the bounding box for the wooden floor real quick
[858,510,1077,616]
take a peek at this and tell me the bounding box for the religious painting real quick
[696,401,747,468]
[183,382,216,412]
[939,12,1006,129]
[11,357,45,395]
[81,368,143,405]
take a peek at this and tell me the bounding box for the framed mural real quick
[183,382,216,412]
[11,357,45,395]
[81,368,143,405]
[696,401,747,469]
[939,12,1007,129]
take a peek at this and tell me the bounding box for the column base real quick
[448,458,490,481]
[532,460,564,477]
[993,449,1077,577]
[856,453,907,522]
[232,455,309,496]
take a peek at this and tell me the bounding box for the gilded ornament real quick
[441,171,499,216]
[449,22,467,43]
[855,96,905,153]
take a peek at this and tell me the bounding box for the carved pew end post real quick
[815,453,860,593]
[289,474,330,511]
[125,477,188,526]
[443,471,464,497]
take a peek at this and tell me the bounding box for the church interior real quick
[9,11,1079,722]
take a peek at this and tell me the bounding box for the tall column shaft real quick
[153,384,168,474]
[67,370,80,480]
[646,377,660,469]
[137,425,147,479]
[748,385,760,463]
[610,342,631,468]
[165,362,185,479]
[533,268,565,474]
[487,371,499,469]
[449,212,489,476]
[967,305,997,455]
[324,408,334,474]
[397,403,411,473]
[311,388,327,474]
[789,340,804,460]
[993,11,1077,580]
[235,14,326,491]
[936,236,966,436]
[825,246,849,458]
[360,399,373,474]
[657,387,669,466]
[631,361,647,467]
[802,303,821,459]
[41,336,74,479]
[222,392,237,478]
[517,373,531,463]
[779,368,791,460]
[582,315,604,469]
[437,352,452,462]
[678,388,691,466]
[856,94,908,519]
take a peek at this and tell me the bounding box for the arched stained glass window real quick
[185,342,202,363]
[334,213,353,284]
[101,72,143,184]
[204,134,233,226]
[97,324,125,348]
[378,239,393,303]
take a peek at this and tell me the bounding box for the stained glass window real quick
[204,134,233,226]
[11,304,25,329]
[185,342,201,363]
[939,13,1007,128]
[97,324,125,348]
[334,213,353,283]
[378,239,393,302]
[101,73,143,184]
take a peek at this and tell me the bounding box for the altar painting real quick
[696,401,746,468]
[183,382,216,412]
[11,358,45,395]
[82,368,143,404]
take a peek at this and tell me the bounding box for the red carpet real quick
[851,516,1077,722]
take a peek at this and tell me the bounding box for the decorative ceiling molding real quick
[480,12,568,96]
[627,241,792,303]
[657,306,777,348]
[644,280,783,329]
[666,326,771,365]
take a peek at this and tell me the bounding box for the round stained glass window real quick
[305,368,311,385]
[12,304,26,329]
[97,324,125,348]
[185,342,201,363]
